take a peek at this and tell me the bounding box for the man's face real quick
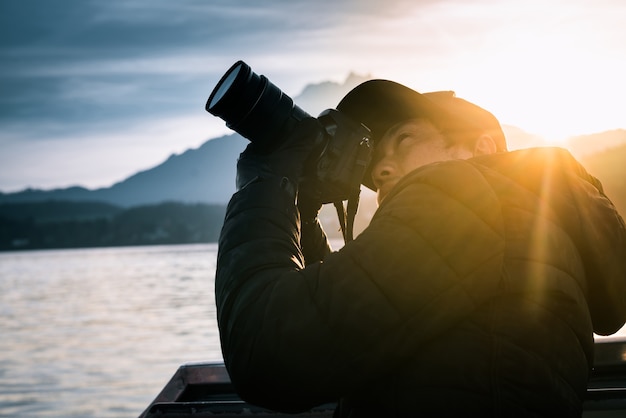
[371,119,473,204]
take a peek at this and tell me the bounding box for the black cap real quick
[336,80,507,189]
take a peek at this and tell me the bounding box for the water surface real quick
[1,242,624,417]
[0,244,221,418]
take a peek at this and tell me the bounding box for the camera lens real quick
[206,61,265,132]
[206,61,311,151]
[207,64,242,110]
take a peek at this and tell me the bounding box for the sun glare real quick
[382,1,625,146]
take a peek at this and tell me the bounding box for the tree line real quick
[0,201,226,251]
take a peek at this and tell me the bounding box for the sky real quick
[1,0,625,192]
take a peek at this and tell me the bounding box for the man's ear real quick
[473,134,497,156]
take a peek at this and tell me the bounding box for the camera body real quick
[206,61,372,204]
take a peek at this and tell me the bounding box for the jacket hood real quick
[473,147,626,335]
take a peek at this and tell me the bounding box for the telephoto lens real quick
[206,61,311,152]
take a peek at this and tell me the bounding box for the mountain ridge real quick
[2,70,626,208]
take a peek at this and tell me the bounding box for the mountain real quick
[0,73,372,207]
[567,129,626,157]
[4,73,624,250]
[579,143,626,215]
[1,74,626,208]
[296,72,373,115]
[0,134,247,207]
[500,126,550,150]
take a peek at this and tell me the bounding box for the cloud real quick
[2,0,626,190]
[1,0,422,138]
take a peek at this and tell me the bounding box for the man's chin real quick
[377,185,394,204]
[376,176,404,204]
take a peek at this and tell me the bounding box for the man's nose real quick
[372,156,394,187]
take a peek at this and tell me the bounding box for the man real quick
[215,79,626,417]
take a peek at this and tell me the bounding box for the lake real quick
[1,243,624,418]
[0,244,222,418]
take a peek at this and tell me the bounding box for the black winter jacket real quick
[215,147,626,417]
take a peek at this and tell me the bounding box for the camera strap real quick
[333,189,360,243]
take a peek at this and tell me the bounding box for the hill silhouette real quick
[1,73,626,251]
[0,134,248,207]
[579,143,626,215]
[0,67,624,209]
[0,73,373,207]
[2,126,624,208]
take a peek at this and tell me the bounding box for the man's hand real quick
[235,117,326,194]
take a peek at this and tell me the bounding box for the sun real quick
[402,3,625,145]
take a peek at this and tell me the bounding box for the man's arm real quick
[215,160,505,412]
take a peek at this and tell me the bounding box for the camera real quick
[206,60,372,206]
